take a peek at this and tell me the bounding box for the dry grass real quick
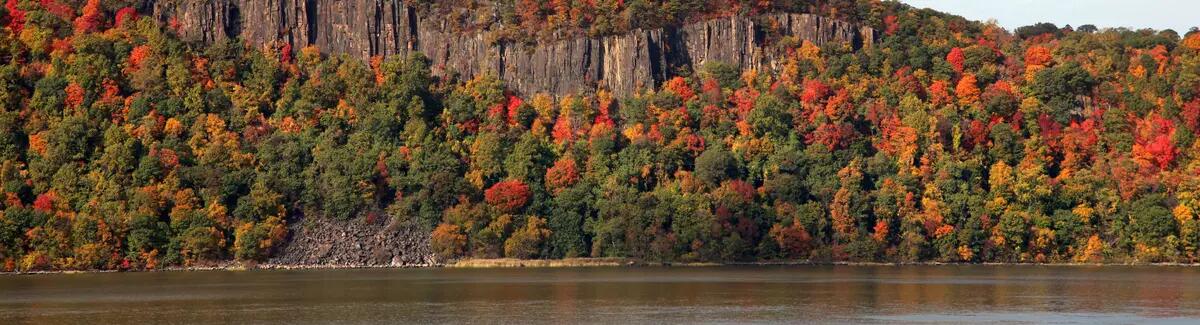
[449,258,641,268]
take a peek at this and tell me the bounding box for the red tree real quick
[5,0,26,34]
[800,79,830,104]
[129,45,151,71]
[551,115,574,145]
[807,122,855,150]
[965,119,990,150]
[1037,114,1063,152]
[516,0,545,29]
[1182,99,1200,132]
[114,7,138,28]
[50,38,73,55]
[664,77,695,102]
[485,180,531,212]
[73,0,104,33]
[505,94,524,125]
[1061,119,1099,169]
[33,191,56,213]
[1132,113,1177,170]
[732,87,759,116]
[594,93,615,128]
[279,42,293,63]
[64,82,84,108]
[770,219,813,258]
[872,220,889,243]
[545,158,579,191]
[946,47,965,72]
[40,0,73,21]
[700,77,721,101]
[928,80,952,106]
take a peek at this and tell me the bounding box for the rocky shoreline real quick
[267,216,438,267]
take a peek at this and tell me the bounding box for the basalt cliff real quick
[147,0,873,97]
[146,1,874,96]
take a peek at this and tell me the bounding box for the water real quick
[2,265,1199,324]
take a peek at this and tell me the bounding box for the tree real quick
[664,77,695,102]
[114,7,138,28]
[956,73,980,105]
[1015,22,1060,39]
[946,47,965,73]
[1131,114,1177,171]
[800,79,830,104]
[504,216,551,259]
[770,218,813,259]
[1028,62,1096,121]
[431,223,467,259]
[695,146,739,187]
[73,0,104,34]
[485,180,531,213]
[1024,45,1053,67]
[5,0,27,35]
[831,163,864,241]
[1126,195,1176,250]
[232,216,287,261]
[546,184,590,258]
[545,157,579,192]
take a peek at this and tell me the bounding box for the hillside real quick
[1,0,1200,272]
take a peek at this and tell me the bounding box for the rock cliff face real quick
[148,1,874,96]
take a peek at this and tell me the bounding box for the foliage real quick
[485,180,532,213]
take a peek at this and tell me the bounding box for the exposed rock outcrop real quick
[147,1,875,96]
[269,217,436,267]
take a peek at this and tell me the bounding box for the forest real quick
[1,0,1200,272]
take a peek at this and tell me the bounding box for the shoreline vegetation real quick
[6,258,1200,275]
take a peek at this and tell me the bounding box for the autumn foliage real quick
[1132,114,1177,170]
[485,180,531,213]
[32,191,56,213]
[955,76,980,106]
[770,219,813,258]
[431,223,467,259]
[1025,45,1053,66]
[545,158,579,191]
[5,0,26,34]
[73,0,103,34]
[115,7,138,28]
[946,47,965,72]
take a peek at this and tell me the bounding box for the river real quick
[2,265,1199,324]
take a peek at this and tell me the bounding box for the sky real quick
[899,0,1198,33]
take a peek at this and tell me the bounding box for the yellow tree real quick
[831,161,863,241]
[1013,140,1054,206]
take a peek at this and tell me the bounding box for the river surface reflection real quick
[2,265,1199,324]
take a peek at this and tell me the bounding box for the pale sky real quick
[899,0,1198,33]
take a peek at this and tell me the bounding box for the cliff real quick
[147,1,875,96]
